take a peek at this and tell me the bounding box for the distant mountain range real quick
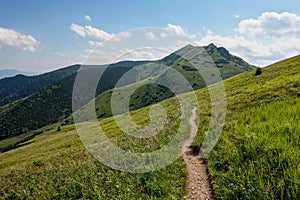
[0,65,82,106]
[0,44,256,140]
[0,69,38,79]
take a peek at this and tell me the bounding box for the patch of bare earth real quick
[181,106,214,200]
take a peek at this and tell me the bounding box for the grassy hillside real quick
[192,55,300,199]
[0,64,139,141]
[79,44,256,119]
[0,98,188,199]
[0,62,151,107]
[0,64,81,106]
[0,44,255,142]
[0,55,298,199]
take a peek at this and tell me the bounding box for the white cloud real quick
[71,23,113,40]
[84,15,92,22]
[160,32,168,38]
[145,32,157,40]
[0,27,40,52]
[70,23,131,42]
[200,12,300,66]
[234,14,240,19]
[165,24,186,36]
[119,49,158,61]
[200,30,270,57]
[113,31,131,42]
[80,25,197,65]
[83,47,169,65]
[203,27,214,35]
[238,12,300,38]
[72,16,300,67]
[199,33,272,66]
[158,24,196,39]
[88,40,104,47]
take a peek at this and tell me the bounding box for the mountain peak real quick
[183,44,196,48]
[208,43,217,47]
[205,43,218,50]
[176,44,197,52]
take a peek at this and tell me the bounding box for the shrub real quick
[32,160,44,167]
[255,67,262,76]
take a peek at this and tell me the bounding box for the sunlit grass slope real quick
[0,99,188,199]
[193,55,300,199]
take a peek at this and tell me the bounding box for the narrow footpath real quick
[181,106,214,200]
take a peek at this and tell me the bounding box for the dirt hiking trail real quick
[181,106,214,200]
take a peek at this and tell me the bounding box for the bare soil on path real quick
[181,106,214,200]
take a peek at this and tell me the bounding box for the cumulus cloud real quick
[160,32,168,38]
[147,24,195,39]
[70,23,131,41]
[238,12,300,38]
[115,31,131,42]
[165,24,186,36]
[88,40,104,47]
[84,15,92,22]
[80,25,197,65]
[0,27,40,52]
[200,12,300,66]
[199,32,273,66]
[145,32,157,40]
[73,15,300,67]
[71,23,113,40]
[84,47,168,65]
[142,24,193,40]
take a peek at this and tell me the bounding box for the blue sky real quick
[0,0,300,72]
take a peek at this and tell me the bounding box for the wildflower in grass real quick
[284,123,291,134]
